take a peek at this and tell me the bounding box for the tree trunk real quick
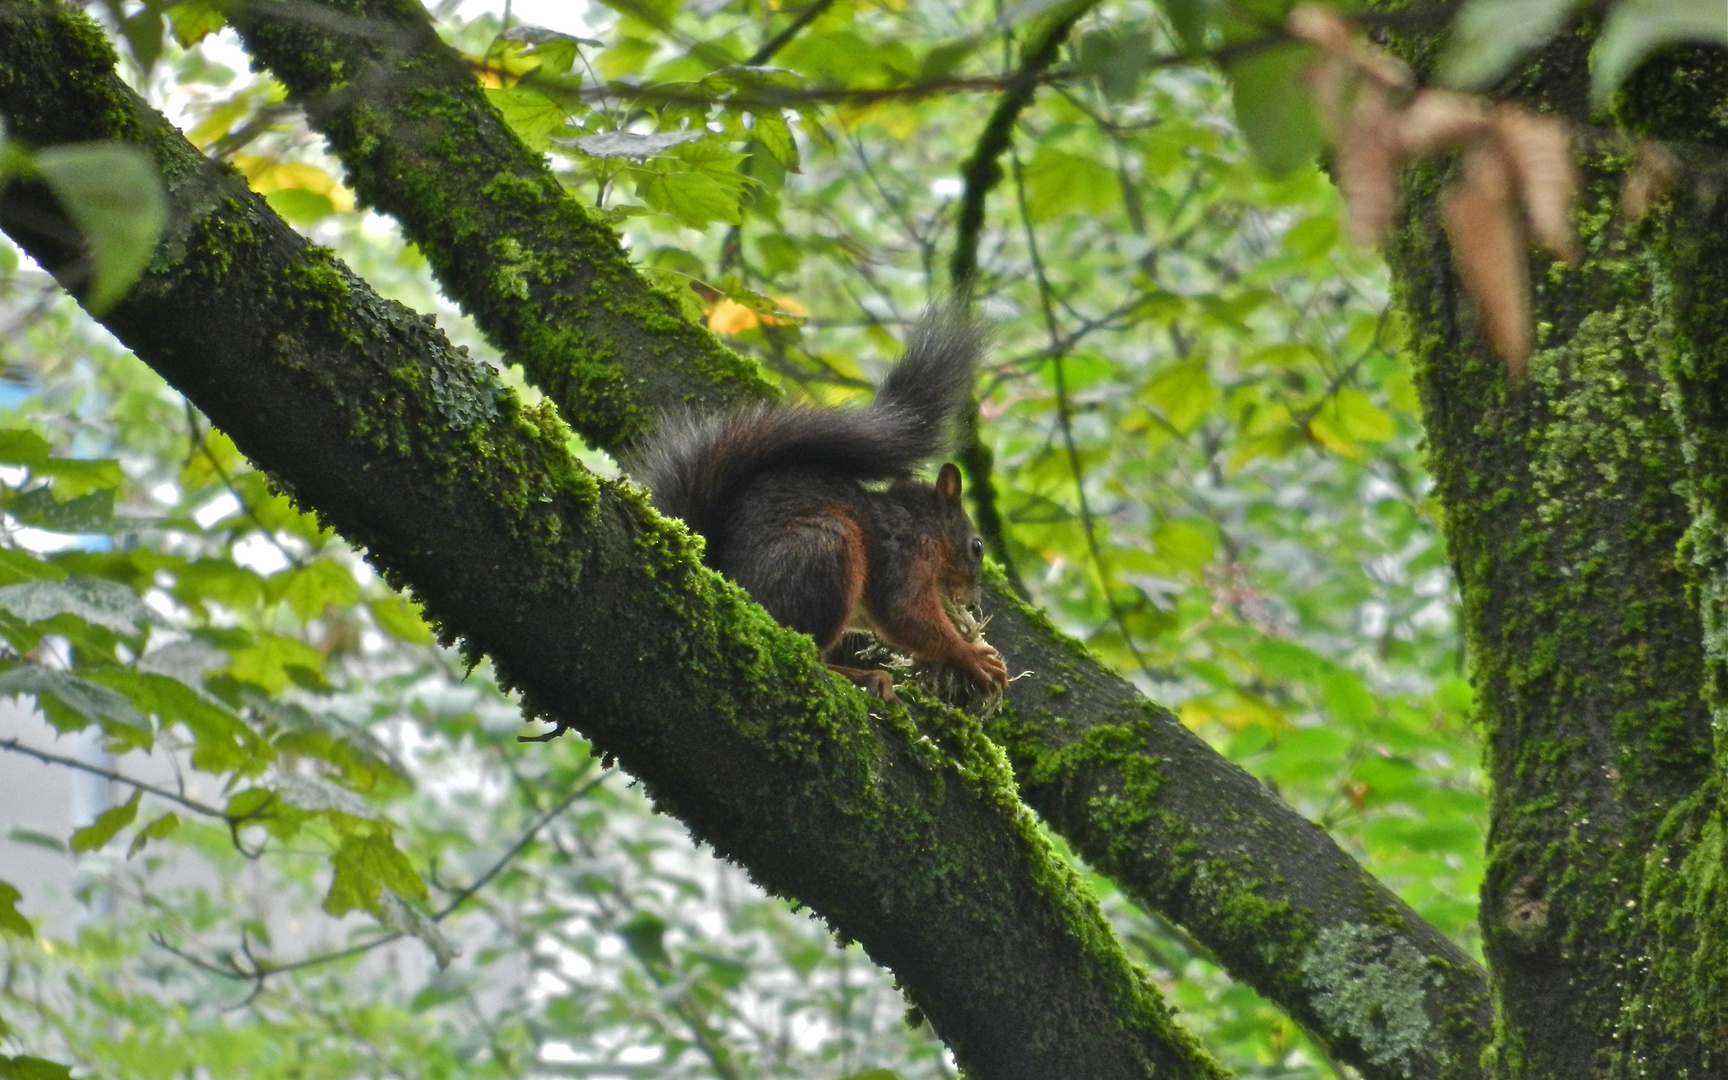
[1386,33,1728,1079]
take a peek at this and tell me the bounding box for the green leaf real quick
[1321,668,1377,725]
[0,664,150,739]
[279,559,361,622]
[410,972,478,1012]
[7,828,65,853]
[118,6,166,75]
[1282,216,1338,260]
[0,548,61,587]
[166,0,228,46]
[753,233,803,276]
[620,910,670,966]
[0,1055,75,1080]
[916,37,979,82]
[496,24,596,76]
[1591,0,1728,100]
[749,112,800,173]
[224,786,308,842]
[0,880,33,937]
[1021,147,1118,220]
[1158,0,1210,54]
[1224,41,1324,177]
[1076,26,1157,103]
[325,832,428,917]
[596,35,657,78]
[483,85,570,153]
[224,632,326,695]
[127,811,179,857]
[90,669,263,773]
[628,139,751,228]
[33,142,167,314]
[0,575,154,633]
[32,456,124,498]
[1325,387,1394,442]
[1440,0,1578,88]
[0,429,51,467]
[70,788,141,852]
[1154,519,1216,573]
[1145,359,1216,434]
[273,773,379,820]
[369,595,435,645]
[998,0,1078,26]
[174,558,267,612]
[7,486,115,533]
[264,187,336,225]
[139,637,227,683]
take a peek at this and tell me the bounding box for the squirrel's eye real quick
[970,537,985,559]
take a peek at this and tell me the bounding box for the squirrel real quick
[633,316,1009,702]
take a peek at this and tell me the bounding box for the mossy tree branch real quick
[0,4,1223,1076]
[230,0,777,453]
[225,0,1494,1075]
[1385,31,1727,1079]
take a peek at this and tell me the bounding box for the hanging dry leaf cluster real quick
[1289,5,1587,376]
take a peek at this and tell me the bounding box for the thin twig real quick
[1008,150,1161,683]
[1290,305,1394,432]
[745,0,838,66]
[0,737,231,821]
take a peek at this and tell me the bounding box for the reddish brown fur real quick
[633,316,1006,698]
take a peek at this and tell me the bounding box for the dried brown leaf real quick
[1494,107,1579,261]
[1621,140,1679,223]
[1304,51,1356,138]
[1444,141,1532,376]
[1287,5,1353,52]
[1288,5,1411,87]
[1335,82,1403,244]
[1395,90,1492,157]
[1352,46,1413,91]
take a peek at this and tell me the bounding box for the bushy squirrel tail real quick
[635,312,983,543]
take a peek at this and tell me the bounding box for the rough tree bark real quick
[218,2,1494,1075]
[0,0,1568,1075]
[1386,28,1728,1080]
[0,7,1224,1078]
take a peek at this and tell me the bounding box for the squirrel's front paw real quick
[962,642,1008,689]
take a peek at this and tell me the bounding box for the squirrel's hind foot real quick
[826,663,898,702]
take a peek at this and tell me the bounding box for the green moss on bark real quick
[229,0,773,451]
[1388,81,1720,1080]
[0,3,1233,1073]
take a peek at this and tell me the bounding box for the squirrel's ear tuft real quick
[936,463,963,501]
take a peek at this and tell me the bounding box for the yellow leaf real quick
[1179,693,1291,732]
[235,157,356,213]
[706,299,761,336]
[467,48,540,88]
[1308,410,1361,458]
[1327,387,1395,441]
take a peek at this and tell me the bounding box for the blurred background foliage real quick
[0,0,1488,1076]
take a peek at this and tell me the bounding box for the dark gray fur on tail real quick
[632,313,983,548]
